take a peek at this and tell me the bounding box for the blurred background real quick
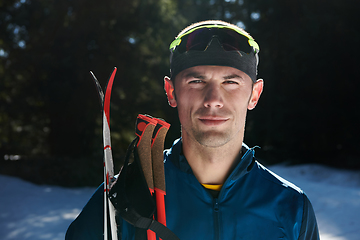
[1,0,359,187]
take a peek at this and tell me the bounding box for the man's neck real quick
[181,133,243,185]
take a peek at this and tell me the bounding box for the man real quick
[66,20,319,240]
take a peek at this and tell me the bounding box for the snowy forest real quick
[1,0,360,187]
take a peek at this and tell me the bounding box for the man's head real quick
[169,20,260,83]
[164,20,263,148]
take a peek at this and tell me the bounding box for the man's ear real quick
[248,79,264,110]
[164,76,177,107]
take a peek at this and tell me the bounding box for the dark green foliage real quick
[1,0,359,186]
[244,0,360,168]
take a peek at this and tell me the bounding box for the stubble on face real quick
[175,67,253,149]
[184,107,243,148]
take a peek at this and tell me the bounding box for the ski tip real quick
[89,71,97,80]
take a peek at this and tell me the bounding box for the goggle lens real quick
[171,27,258,54]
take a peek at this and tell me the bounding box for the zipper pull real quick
[214,199,219,212]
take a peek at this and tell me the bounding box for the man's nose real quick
[203,83,223,108]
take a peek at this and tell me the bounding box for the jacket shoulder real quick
[255,161,304,195]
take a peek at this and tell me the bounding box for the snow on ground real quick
[0,175,96,240]
[269,164,360,240]
[0,164,359,240]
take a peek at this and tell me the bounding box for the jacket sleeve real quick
[65,184,108,240]
[298,194,320,240]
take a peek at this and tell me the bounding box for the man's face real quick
[165,65,263,148]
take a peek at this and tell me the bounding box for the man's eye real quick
[224,80,239,84]
[189,79,203,84]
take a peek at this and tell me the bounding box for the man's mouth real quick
[198,116,229,126]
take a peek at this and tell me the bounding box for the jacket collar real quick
[166,138,256,183]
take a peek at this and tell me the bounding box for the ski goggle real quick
[169,24,260,55]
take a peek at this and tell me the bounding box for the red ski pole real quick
[135,114,157,240]
[151,118,170,237]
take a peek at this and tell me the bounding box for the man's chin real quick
[193,131,231,148]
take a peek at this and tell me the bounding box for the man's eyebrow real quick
[184,71,205,79]
[223,74,242,80]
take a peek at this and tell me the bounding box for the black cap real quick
[170,37,259,82]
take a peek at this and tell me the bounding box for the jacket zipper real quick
[211,148,253,240]
[213,198,220,240]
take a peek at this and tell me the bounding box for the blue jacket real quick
[66,138,319,240]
